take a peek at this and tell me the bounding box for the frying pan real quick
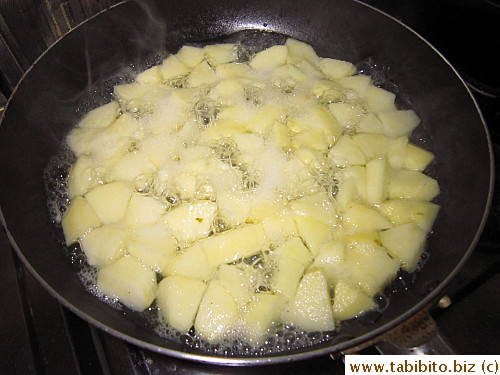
[0,0,493,365]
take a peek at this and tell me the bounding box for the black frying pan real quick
[0,0,493,365]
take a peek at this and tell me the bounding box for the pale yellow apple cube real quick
[328,135,366,167]
[294,216,333,257]
[215,62,251,79]
[78,101,120,129]
[160,54,190,82]
[353,133,391,159]
[188,60,218,87]
[62,196,102,245]
[164,244,216,281]
[218,264,253,307]
[243,293,287,345]
[204,43,238,66]
[67,155,96,198]
[378,109,420,138]
[319,57,356,80]
[286,38,319,65]
[124,194,166,228]
[272,255,306,300]
[337,75,372,97]
[282,270,335,331]
[249,45,288,71]
[389,170,440,201]
[364,85,396,112]
[273,237,312,267]
[157,275,207,333]
[135,65,162,84]
[404,143,435,171]
[194,280,239,343]
[365,157,390,205]
[85,181,133,224]
[333,279,376,320]
[261,212,298,244]
[344,241,399,296]
[380,222,427,271]
[201,224,267,267]
[80,224,125,267]
[342,201,391,234]
[379,199,440,233]
[162,201,217,243]
[127,240,176,273]
[291,192,337,227]
[97,255,157,312]
[175,45,205,68]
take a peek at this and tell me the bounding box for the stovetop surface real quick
[1,0,500,374]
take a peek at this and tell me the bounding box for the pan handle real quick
[374,307,456,355]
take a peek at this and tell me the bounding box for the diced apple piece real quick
[97,255,157,311]
[291,192,337,227]
[66,127,101,156]
[389,170,440,201]
[319,57,356,79]
[249,45,288,71]
[157,275,207,332]
[85,181,133,224]
[136,65,162,84]
[273,237,312,267]
[380,222,427,271]
[188,60,218,87]
[272,254,306,300]
[80,224,125,267]
[164,244,215,281]
[353,133,391,160]
[404,143,435,171]
[312,240,346,289]
[342,201,392,234]
[201,224,267,267]
[124,194,166,227]
[328,135,366,167]
[328,102,365,127]
[204,43,238,66]
[282,270,335,331]
[365,157,390,205]
[270,121,292,150]
[216,192,251,227]
[245,104,283,134]
[218,264,253,307]
[243,293,287,344]
[379,199,440,233]
[292,105,341,145]
[194,280,238,343]
[62,196,102,245]
[378,109,420,138]
[261,212,298,244]
[127,239,176,273]
[387,136,409,169]
[292,128,328,151]
[286,38,319,65]
[335,166,367,210]
[160,54,190,82]
[78,101,120,129]
[294,216,332,257]
[337,75,372,97]
[333,279,376,320]
[67,154,96,198]
[162,201,217,243]
[208,78,245,105]
[344,240,399,296]
[175,45,205,68]
[215,62,251,79]
[357,112,385,134]
[107,151,157,182]
[363,85,396,112]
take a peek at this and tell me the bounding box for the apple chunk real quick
[97,255,157,312]
[157,275,207,333]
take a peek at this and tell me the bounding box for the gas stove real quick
[1,1,499,373]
